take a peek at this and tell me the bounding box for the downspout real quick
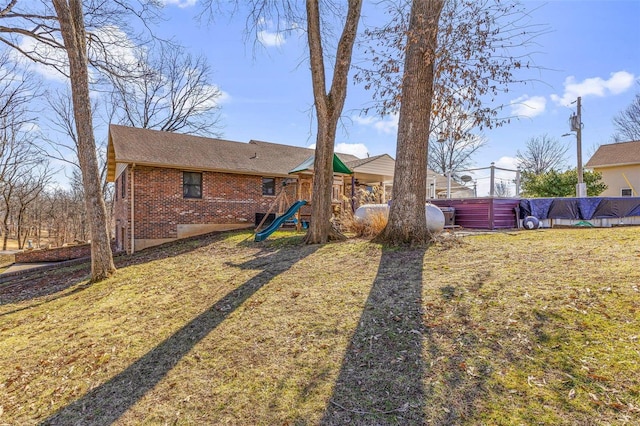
[130,164,135,254]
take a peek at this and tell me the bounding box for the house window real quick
[121,172,126,199]
[183,172,202,198]
[621,188,633,197]
[262,177,276,196]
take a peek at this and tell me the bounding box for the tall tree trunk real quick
[1,191,10,250]
[303,0,362,244]
[374,0,444,246]
[22,226,30,249]
[52,0,115,281]
[2,223,7,251]
[16,207,23,249]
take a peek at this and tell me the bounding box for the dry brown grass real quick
[338,207,388,238]
[0,227,639,425]
[0,253,14,269]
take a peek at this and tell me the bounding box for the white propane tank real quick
[353,204,390,222]
[354,203,445,234]
[425,203,445,233]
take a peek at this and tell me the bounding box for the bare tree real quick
[0,48,43,249]
[302,0,363,243]
[38,89,112,200]
[357,0,546,125]
[41,186,88,246]
[49,0,115,280]
[612,90,640,142]
[357,0,544,243]
[0,1,162,280]
[374,0,444,245]
[0,117,43,250]
[13,164,52,249]
[201,0,363,243]
[0,50,39,134]
[516,134,568,175]
[494,180,511,197]
[0,1,162,77]
[429,108,486,175]
[108,44,224,136]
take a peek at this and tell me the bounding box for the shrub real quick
[337,208,388,238]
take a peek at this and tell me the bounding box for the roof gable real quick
[345,154,395,178]
[107,125,361,182]
[586,140,640,168]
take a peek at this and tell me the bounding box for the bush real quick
[337,208,388,238]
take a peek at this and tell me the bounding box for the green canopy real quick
[289,154,353,175]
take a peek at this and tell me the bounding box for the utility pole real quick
[570,96,586,197]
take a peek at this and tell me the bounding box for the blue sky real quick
[12,1,638,194]
[152,1,640,195]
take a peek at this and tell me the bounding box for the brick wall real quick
[114,165,305,243]
[114,168,130,252]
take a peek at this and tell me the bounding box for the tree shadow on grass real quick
[419,271,499,424]
[421,288,491,425]
[40,243,319,426]
[0,230,252,307]
[421,279,615,424]
[322,246,427,425]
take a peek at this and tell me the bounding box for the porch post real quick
[351,175,356,212]
[296,177,302,231]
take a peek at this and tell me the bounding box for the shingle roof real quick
[344,154,390,169]
[342,154,397,181]
[107,125,359,181]
[585,140,640,168]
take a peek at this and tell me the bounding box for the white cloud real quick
[495,156,519,170]
[11,37,68,82]
[606,71,636,94]
[257,30,286,47]
[307,143,370,159]
[510,95,546,118]
[12,25,141,84]
[171,83,230,113]
[352,115,375,126]
[214,87,231,104]
[90,26,140,71]
[19,122,40,133]
[353,113,398,135]
[162,0,197,7]
[335,143,369,158]
[255,17,287,47]
[551,71,635,106]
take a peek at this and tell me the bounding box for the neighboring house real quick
[107,125,399,253]
[426,171,476,199]
[344,154,395,204]
[585,140,640,197]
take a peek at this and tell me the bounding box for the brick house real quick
[107,125,398,252]
[585,140,640,197]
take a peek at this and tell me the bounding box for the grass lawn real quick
[0,254,15,274]
[0,227,639,425]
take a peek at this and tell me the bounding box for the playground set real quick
[254,185,308,242]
